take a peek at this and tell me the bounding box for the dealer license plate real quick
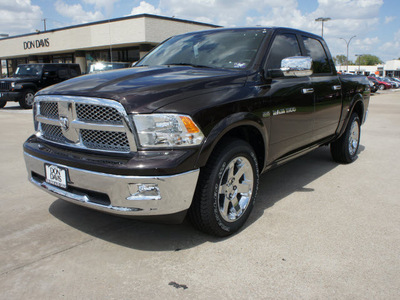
[45,164,67,189]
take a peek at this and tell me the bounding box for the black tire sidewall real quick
[19,89,35,109]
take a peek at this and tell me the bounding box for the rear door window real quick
[302,37,331,74]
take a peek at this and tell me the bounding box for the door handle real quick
[302,88,314,94]
[332,85,341,90]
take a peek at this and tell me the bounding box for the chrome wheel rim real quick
[348,120,360,156]
[218,156,254,222]
[25,93,34,106]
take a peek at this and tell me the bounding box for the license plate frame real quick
[45,164,68,189]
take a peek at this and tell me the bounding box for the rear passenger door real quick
[301,36,342,141]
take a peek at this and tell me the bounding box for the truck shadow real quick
[49,145,363,251]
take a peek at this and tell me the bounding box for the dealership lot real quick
[1,91,399,299]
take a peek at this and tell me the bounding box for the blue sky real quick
[1,0,399,62]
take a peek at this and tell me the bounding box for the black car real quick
[0,63,81,109]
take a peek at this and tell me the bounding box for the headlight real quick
[11,82,15,88]
[132,114,204,148]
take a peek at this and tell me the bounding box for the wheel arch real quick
[336,94,365,140]
[196,113,268,173]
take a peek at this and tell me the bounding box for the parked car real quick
[384,77,400,88]
[87,62,130,73]
[369,76,391,90]
[0,63,81,109]
[368,78,379,93]
[23,27,370,236]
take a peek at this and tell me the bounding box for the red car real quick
[368,76,391,90]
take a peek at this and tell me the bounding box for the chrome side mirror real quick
[281,56,313,77]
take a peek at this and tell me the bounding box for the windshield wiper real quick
[167,63,212,69]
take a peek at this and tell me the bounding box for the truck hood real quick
[36,66,247,113]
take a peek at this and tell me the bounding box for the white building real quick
[0,14,219,76]
[336,60,400,77]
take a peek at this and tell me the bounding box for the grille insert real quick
[41,124,65,143]
[40,102,59,118]
[76,103,122,124]
[81,129,130,151]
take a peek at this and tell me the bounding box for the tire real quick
[379,84,385,90]
[330,113,360,164]
[19,89,35,109]
[0,100,6,109]
[188,139,259,236]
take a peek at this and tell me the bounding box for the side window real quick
[266,33,301,69]
[69,66,80,77]
[43,65,57,77]
[302,36,331,74]
[57,66,70,79]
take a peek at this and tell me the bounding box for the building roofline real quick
[0,14,221,41]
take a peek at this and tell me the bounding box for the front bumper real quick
[0,91,22,102]
[24,152,199,216]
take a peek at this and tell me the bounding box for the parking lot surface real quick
[1,91,399,299]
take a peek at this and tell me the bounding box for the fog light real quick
[127,183,161,200]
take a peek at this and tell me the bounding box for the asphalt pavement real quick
[1,90,399,299]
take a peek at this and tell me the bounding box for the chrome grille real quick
[35,96,136,153]
[76,103,122,124]
[0,81,11,91]
[40,102,59,118]
[41,124,65,143]
[81,129,130,151]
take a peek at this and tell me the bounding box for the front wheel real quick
[0,100,6,109]
[379,84,385,90]
[19,89,35,109]
[188,139,259,236]
[331,113,361,164]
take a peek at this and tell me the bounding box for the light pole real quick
[340,35,356,72]
[355,54,362,74]
[315,17,331,37]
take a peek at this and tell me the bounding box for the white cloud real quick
[83,0,119,17]
[379,29,400,60]
[0,0,43,35]
[54,0,104,24]
[385,16,396,24]
[130,1,161,16]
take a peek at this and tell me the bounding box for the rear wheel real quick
[188,139,259,236]
[331,113,360,164]
[379,84,385,90]
[19,89,35,109]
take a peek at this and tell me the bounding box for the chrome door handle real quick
[332,85,341,90]
[302,88,314,94]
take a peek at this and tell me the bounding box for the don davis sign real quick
[23,38,50,50]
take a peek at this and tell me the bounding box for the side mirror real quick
[280,56,313,77]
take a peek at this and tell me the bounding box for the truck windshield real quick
[137,29,269,70]
[14,64,43,77]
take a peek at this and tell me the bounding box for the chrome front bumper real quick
[24,152,199,216]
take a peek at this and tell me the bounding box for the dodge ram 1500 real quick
[23,27,370,236]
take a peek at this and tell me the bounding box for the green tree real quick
[355,54,383,66]
[333,55,349,66]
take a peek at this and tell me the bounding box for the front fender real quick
[195,112,268,169]
[14,82,38,92]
